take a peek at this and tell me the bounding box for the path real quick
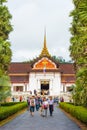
[0,105,81,130]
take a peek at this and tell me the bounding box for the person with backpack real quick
[29,96,35,116]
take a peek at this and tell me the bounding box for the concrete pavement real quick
[0,105,81,130]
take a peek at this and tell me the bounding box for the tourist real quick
[35,96,40,111]
[60,97,64,102]
[34,89,37,96]
[29,96,35,116]
[41,97,49,117]
[48,96,54,116]
[12,96,15,102]
[27,97,30,111]
[19,96,22,102]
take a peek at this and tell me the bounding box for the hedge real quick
[0,102,21,106]
[59,102,87,124]
[0,102,27,121]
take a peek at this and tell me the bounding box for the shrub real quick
[0,102,21,106]
[0,102,27,121]
[59,102,87,124]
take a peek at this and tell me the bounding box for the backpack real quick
[44,104,48,109]
[31,99,35,106]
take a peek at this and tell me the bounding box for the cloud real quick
[7,0,74,62]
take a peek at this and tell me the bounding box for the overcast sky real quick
[7,0,74,62]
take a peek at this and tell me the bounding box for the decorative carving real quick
[33,58,56,69]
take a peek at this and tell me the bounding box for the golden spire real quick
[39,29,51,57]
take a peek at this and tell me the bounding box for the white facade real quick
[10,57,75,100]
[29,72,61,96]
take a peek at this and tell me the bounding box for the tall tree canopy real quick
[0,0,13,102]
[69,0,87,106]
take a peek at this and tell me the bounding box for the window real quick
[14,86,23,92]
[66,86,71,92]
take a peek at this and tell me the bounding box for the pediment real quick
[33,57,57,69]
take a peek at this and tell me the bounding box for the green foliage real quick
[0,0,13,102]
[0,102,21,106]
[52,56,66,63]
[59,102,87,124]
[0,38,12,74]
[69,0,87,106]
[76,68,87,106]
[0,102,27,121]
[0,1,13,40]
[72,67,87,107]
[0,75,11,102]
[0,0,7,5]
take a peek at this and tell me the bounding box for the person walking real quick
[48,96,54,116]
[29,96,35,116]
[35,96,40,111]
[41,97,49,117]
[27,97,30,111]
[19,96,22,102]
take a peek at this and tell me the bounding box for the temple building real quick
[8,32,75,99]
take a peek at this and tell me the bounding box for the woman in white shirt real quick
[42,97,49,117]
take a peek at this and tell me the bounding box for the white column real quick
[26,84,28,91]
[25,84,27,92]
[27,83,30,91]
[11,84,14,91]
[65,85,67,92]
[36,79,38,91]
[23,84,25,91]
[49,79,53,95]
[60,84,63,92]
[37,79,41,93]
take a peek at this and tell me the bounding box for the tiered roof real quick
[8,31,75,84]
[8,62,75,83]
[8,63,31,83]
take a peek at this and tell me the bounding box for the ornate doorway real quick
[41,81,49,95]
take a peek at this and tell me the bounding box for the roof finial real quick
[44,27,46,48]
[39,28,51,57]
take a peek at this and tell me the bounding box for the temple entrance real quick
[41,81,49,95]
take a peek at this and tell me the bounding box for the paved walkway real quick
[0,105,81,130]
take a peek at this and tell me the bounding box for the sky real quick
[6,0,74,62]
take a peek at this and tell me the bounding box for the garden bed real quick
[0,102,27,121]
[59,102,87,125]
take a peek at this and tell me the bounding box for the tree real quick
[52,56,66,63]
[0,75,11,102]
[0,0,13,102]
[69,0,87,106]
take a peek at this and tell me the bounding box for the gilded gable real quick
[33,57,57,69]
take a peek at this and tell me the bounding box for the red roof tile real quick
[8,62,31,73]
[10,76,29,83]
[61,76,75,83]
[8,62,75,83]
[8,63,75,74]
[59,63,75,74]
